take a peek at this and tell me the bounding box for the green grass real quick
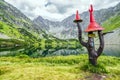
[102,15,120,32]
[0,54,120,80]
[0,21,43,45]
[0,21,24,39]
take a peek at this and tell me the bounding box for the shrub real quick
[16,54,29,58]
[80,62,109,74]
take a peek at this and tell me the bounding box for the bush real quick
[80,62,109,74]
[16,54,29,58]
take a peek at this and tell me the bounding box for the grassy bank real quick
[0,54,120,80]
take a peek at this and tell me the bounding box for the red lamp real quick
[85,5,104,32]
[74,10,83,23]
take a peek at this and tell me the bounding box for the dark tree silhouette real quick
[74,5,105,66]
[76,22,104,65]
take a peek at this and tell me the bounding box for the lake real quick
[103,44,120,57]
[0,44,120,57]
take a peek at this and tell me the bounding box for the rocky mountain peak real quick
[33,2,120,39]
[36,16,45,22]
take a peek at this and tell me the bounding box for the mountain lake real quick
[0,44,120,57]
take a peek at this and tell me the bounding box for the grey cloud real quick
[18,2,36,11]
[56,5,73,14]
[45,1,73,14]
[45,1,52,7]
[5,0,120,21]
[94,0,120,9]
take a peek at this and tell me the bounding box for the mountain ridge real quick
[34,2,120,39]
[0,0,47,46]
[0,0,48,40]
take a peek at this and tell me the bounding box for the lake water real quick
[103,44,120,57]
[0,44,120,57]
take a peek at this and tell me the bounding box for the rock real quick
[0,33,10,39]
[33,2,120,39]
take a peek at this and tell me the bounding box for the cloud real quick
[93,0,120,10]
[5,0,120,21]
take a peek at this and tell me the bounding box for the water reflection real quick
[21,46,84,57]
[95,44,120,57]
[0,44,120,57]
[103,44,120,57]
[0,45,84,57]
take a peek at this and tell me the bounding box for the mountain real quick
[0,0,50,49]
[0,0,80,52]
[0,0,45,42]
[0,0,119,46]
[34,15,77,39]
[34,2,120,39]
[0,0,43,32]
[33,16,50,31]
[33,16,64,38]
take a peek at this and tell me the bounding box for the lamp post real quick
[74,4,104,66]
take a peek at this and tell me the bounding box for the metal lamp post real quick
[74,4,104,66]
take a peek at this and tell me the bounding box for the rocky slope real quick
[102,14,120,44]
[34,2,120,39]
[104,28,120,44]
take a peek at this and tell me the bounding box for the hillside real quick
[0,0,59,48]
[102,15,120,32]
[0,0,42,33]
[0,1,81,54]
[0,20,40,45]
[101,15,120,44]
[0,0,49,52]
[0,0,73,44]
[0,0,44,42]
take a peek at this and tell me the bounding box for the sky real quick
[5,0,120,21]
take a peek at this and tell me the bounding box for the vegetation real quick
[0,54,120,80]
[0,21,23,39]
[0,0,119,80]
[0,21,40,48]
[0,20,81,50]
[0,38,26,51]
[102,15,120,32]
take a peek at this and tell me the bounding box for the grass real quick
[102,15,120,32]
[0,21,24,39]
[0,54,120,80]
